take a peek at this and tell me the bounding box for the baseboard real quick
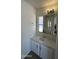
[21,50,31,59]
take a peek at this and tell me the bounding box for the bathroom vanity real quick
[31,33,56,59]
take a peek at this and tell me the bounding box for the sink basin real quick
[40,38,44,41]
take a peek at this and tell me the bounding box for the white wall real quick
[21,0,36,58]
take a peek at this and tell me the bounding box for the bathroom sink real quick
[38,37,46,44]
[40,38,44,41]
[39,37,48,43]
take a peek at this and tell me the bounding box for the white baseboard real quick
[21,50,31,59]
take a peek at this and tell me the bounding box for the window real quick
[38,16,43,32]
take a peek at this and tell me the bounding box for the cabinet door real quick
[47,48,55,59]
[31,40,39,55]
[40,45,48,59]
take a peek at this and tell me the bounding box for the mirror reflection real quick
[38,9,57,35]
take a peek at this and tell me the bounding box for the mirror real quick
[38,9,57,35]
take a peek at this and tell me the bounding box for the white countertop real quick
[31,35,56,49]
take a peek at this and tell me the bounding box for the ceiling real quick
[25,0,58,8]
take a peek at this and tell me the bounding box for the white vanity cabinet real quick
[40,44,48,59]
[31,40,39,56]
[31,39,55,59]
[47,47,55,59]
[40,45,55,59]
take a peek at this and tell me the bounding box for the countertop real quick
[31,35,56,49]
